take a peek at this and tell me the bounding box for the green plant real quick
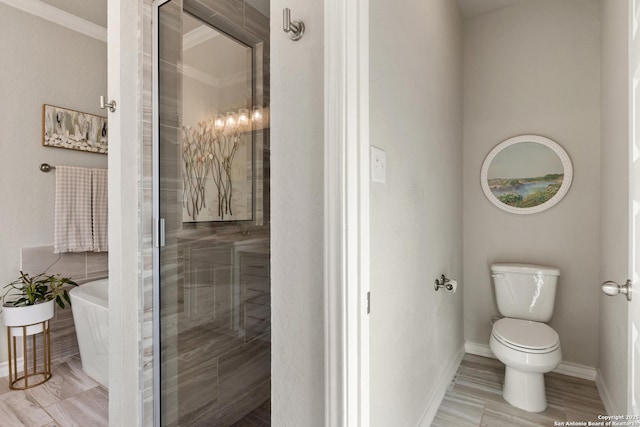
[3,271,78,309]
[498,192,523,206]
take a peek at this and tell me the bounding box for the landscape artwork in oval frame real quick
[480,135,573,214]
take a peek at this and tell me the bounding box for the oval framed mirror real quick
[480,135,573,214]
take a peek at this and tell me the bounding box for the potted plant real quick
[2,271,78,335]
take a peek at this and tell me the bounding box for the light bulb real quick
[251,106,262,122]
[238,108,249,126]
[214,114,225,131]
[226,112,236,128]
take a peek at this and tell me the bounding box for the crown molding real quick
[219,72,249,89]
[3,0,248,95]
[181,63,249,91]
[183,25,219,50]
[0,0,107,42]
[180,64,221,89]
[1,0,243,92]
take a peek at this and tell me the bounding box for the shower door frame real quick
[152,1,267,425]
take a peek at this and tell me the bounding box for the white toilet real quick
[489,263,562,413]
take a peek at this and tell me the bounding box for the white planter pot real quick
[2,300,55,337]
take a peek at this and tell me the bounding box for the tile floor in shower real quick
[432,353,608,427]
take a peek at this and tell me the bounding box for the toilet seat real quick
[492,318,559,354]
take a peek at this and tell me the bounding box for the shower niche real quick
[154,0,270,425]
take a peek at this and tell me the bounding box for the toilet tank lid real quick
[491,263,560,276]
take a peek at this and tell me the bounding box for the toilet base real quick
[503,367,547,412]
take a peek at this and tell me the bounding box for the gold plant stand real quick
[6,320,52,390]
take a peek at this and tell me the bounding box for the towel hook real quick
[99,95,116,113]
[283,8,305,41]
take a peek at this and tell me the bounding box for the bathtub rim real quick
[70,278,108,309]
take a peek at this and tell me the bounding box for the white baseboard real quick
[554,361,597,381]
[596,369,618,416]
[464,341,597,381]
[417,344,465,427]
[0,358,23,379]
[464,341,494,358]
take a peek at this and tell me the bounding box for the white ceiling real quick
[457,0,525,19]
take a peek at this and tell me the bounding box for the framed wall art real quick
[480,135,573,214]
[42,104,108,154]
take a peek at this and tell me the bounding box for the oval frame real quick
[480,135,573,214]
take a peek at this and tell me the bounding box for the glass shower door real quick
[154,1,270,425]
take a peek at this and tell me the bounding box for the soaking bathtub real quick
[70,278,108,388]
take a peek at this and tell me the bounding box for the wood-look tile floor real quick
[432,354,608,427]
[0,355,108,427]
[230,399,270,426]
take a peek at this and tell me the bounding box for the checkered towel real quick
[54,166,108,253]
[91,168,108,252]
[54,166,94,253]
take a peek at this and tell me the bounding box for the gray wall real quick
[0,4,107,364]
[370,0,464,425]
[598,0,629,415]
[462,0,602,368]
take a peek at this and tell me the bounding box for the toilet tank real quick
[491,263,560,322]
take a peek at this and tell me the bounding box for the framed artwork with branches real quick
[182,110,258,222]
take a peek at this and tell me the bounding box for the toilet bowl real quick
[489,318,561,412]
[490,263,562,412]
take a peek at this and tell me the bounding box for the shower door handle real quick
[154,218,165,248]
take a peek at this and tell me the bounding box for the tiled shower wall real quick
[141,2,154,425]
[21,246,108,284]
[20,246,108,364]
